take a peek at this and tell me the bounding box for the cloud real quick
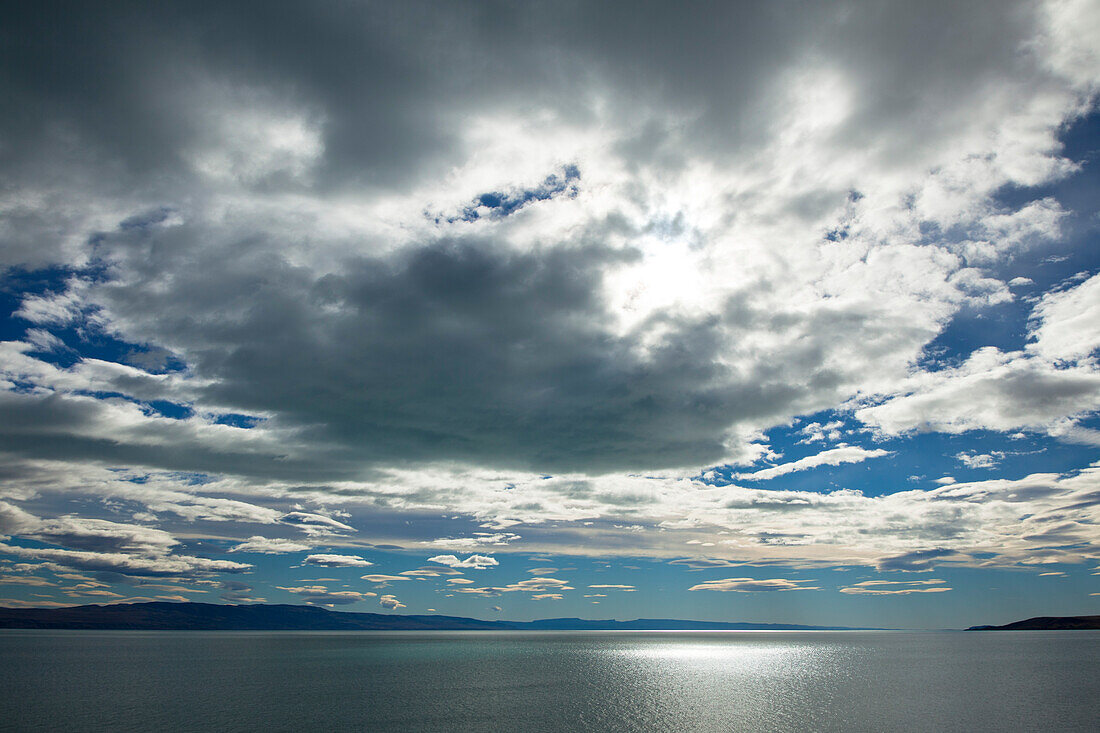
[14,512,178,556]
[956,452,1005,470]
[669,558,745,570]
[228,536,313,554]
[587,584,636,591]
[0,541,250,577]
[63,588,124,599]
[839,579,951,595]
[279,513,355,535]
[0,574,55,587]
[0,501,42,536]
[427,554,498,570]
[4,453,1100,576]
[400,567,461,577]
[0,0,1098,617]
[447,576,574,597]
[875,549,959,572]
[1028,272,1100,362]
[0,502,250,578]
[23,329,67,353]
[430,533,521,549]
[857,348,1100,441]
[798,421,844,444]
[687,578,820,592]
[14,291,86,326]
[0,599,77,609]
[736,446,892,481]
[379,594,405,610]
[500,578,573,593]
[276,585,375,606]
[1,0,1095,486]
[359,574,410,584]
[302,554,373,568]
[857,274,1100,443]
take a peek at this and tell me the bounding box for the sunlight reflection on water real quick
[594,636,852,730]
[2,631,1098,732]
[620,639,795,662]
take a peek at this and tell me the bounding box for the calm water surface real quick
[2,630,1098,732]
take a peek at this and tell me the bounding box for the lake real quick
[2,630,1098,731]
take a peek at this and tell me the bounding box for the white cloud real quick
[0,541,250,577]
[302,554,373,568]
[430,533,521,549]
[379,594,405,610]
[427,554,499,570]
[228,536,313,554]
[839,579,951,595]
[956,452,1005,470]
[279,513,355,535]
[23,329,67,353]
[359,574,409,584]
[958,198,1066,264]
[687,578,819,592]
[799,421,844,444]
[0,502,251,577]
[14,289,86,326]
[857,273,1100,443]
[276,585,375,606]
[184,84,324,185]
[447,576,575,598]
[736,446,891,481]
[856,347,1100,440]
[499,577,573,593]
[1028,272,1100,362]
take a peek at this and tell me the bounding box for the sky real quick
[1,1,1098,629]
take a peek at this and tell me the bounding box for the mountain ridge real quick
[966,615,1100,631]
[0,601,872,631]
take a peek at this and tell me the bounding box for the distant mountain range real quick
[0,601,869,631]
[967,615,1100,631]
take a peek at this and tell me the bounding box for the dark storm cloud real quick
[0,397,328,480]
[89,223,828,473]
[0,0,1043,262]
[1,0,801,184]
[0,0,1093,481]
